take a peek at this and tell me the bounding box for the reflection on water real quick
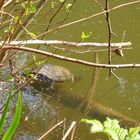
[118,77,127,94]
[14,87,58,139]
[133,81,140,93]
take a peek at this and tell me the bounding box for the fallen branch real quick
[2,45,140,68]
[0,40,132,47]
[58,94,139,127]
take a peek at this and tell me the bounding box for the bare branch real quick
[0,40,132,47]
[2,45,140,69]
[0,10,14,18]
[105,0,112,76]
[2,0,14,8]
[0,0,5,10]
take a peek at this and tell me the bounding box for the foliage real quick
[4,26,14,34]
[65,3,72,12]
[5,75,14,82]
[81,118,140,140]
[51,1,57,9]
[0,91,22,140]
[0,93,12,133]
[51,0,72,12]
[22,1,36,15]
[81,31,92,40]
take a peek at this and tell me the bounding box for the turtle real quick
[31,64,74,83]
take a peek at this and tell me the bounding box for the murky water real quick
[0,0,140,139]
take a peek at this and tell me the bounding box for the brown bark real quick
[0,0,5,10]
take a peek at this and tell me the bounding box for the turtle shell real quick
[36,64,73,82]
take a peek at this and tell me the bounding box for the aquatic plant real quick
[81,118,140,140]
[0,91,22,140]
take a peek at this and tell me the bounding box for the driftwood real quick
[0,40,132,47]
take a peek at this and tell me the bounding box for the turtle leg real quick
[49,81,55,90]
[45,81,55,91]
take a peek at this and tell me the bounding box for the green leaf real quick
[0,93,12,133]
[115,128,128,140]
[2,92,22,140]
[81,119,103,133]
[81,119,95,124]
[104,128,119,140]
[81,32,92,40]
[14,16,20,23]
[81,117,140,140]
[23,70,33,78]
[51,2,57,8]
[60,0,65,2]
[90,120,104,133]
[126,127,140,140]
[66,3,72,12]
[103,118,128,140]
[4,26,15,34]
[103,117,120,130]
[36,60,45,65]
[22,1,36,15]
[28,32,36,38]
[5,75,14,82]
[4,27,10,33]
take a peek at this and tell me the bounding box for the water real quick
[0,0,140,139]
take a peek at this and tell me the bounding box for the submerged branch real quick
[59,94,139,127]
[0,40,132,47]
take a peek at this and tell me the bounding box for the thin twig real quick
[19,23,36,39]
[2,0,14,8]
[105,0,112,76]
[2,45,140,68]
[46,44,131,54]
[70,123,76,140]
[44,0,66,33]
[37,0,140,38]
[95,0,115,36]
[62,121,77,140]
[37,0,66,49]
[59,0,76,26]
[38,119,66,140]
[14,0,46,40]
[0,10,14,18]
[0,0,5,10]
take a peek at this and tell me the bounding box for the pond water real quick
[1,0,140,140]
